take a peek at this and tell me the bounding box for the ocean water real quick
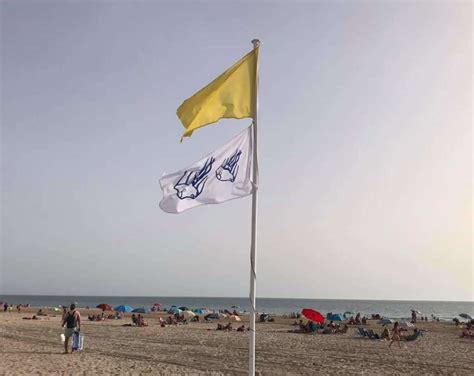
[1,295,472,320]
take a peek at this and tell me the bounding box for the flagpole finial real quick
[251,39,260,48]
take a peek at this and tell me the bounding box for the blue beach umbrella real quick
[328,313,344,321]
[114,305,134,312]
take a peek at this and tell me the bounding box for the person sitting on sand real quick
[389,322,402,348]
[37,309,47,316]
[306,320,318,333]
[137,314,148,327]
[381,327,391,340]
[362,316,367,325]
[460,324,473,338]
[348,316,356,325]
[298,320,305,331]
[355,313,361,325]
[131,314,137,325]
[216,323,232,331]
[404,328,422,341]
[237,325,246,332]
[336,324,349,334]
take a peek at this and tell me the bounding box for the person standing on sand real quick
[389,322,402,348]
[61,303,81,354]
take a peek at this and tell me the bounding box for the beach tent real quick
[96,304,113,311]
[459,313,472,320]
[328,313,344,321]
[169,307,182,315]
[302,308,325,324]
[114,305,134,312]
[378,318,394,325]
[204,313,220,320]
[344,311,354,318]
[193,308,207,315]
[132,307,148,313]
[178,306,189,311]
[182,310,196,319]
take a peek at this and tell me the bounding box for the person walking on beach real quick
[389,321,402,349]
[61,303,81,354]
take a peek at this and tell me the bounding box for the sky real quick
[1,1,472,301]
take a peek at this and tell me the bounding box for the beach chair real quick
[357,327,368,337]
[367,329,380,339]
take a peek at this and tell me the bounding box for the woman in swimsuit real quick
[389,322,402,348]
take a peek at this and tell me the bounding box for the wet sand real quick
[1,308,473,375]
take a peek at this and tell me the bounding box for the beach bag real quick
[72,331,84,351]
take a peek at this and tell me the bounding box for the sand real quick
[1,308,473,375]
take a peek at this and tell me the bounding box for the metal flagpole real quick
[249,38,260,376]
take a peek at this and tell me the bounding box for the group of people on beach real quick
[88,310,122,321]
[291,320,349,334]
[216,323,247,331]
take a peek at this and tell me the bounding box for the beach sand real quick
[1,308,472,375]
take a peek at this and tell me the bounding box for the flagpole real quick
[249,38,260,376]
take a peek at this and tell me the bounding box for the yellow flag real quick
[177,47,258,139]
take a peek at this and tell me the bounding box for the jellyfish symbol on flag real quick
[174,157,215,199]
[216,149,242,183]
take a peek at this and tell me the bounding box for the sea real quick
[0,295,472,320]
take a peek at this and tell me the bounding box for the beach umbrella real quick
[328,313,344,321]
[302,308,325,324]
[132,307,148,313]
[96,304,113,311]
[114,305,134,313]
[178,306,189,311]
[378,318,394,325]
[459,313,472,320]
[182,310,196,319]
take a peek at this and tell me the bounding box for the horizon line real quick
[0,293,472,303]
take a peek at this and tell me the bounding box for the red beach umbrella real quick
[302,308,325,324]
[96,304,113,311]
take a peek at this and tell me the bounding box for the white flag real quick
[159,126,255,213]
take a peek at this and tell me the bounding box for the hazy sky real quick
[1,1,472,301]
